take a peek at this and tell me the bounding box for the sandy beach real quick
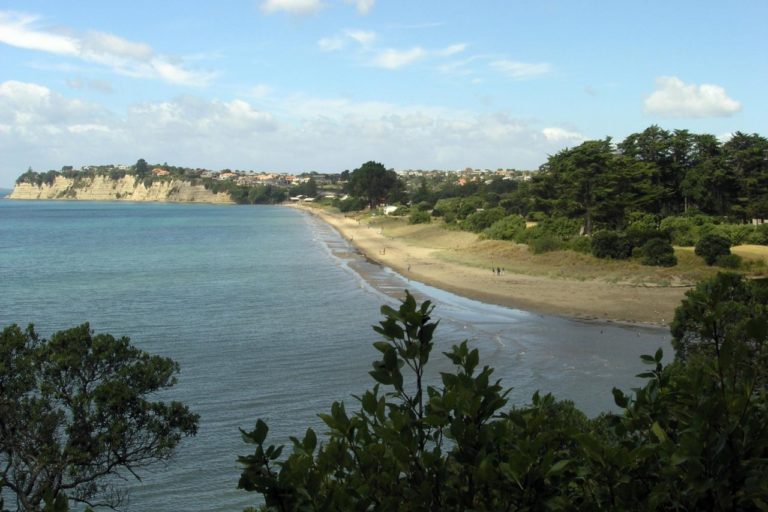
[291,204,690,327]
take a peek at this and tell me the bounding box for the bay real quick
[0,200,670,510]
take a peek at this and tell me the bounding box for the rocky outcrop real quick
[8,175,233,204]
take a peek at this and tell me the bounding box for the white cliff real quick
[8,175,234,204]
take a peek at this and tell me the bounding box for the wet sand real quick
[291,204,688,327]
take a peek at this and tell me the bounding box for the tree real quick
[239,286,768,511]
[670,272,768,361]
[0,323,199,511]
[533,139,662,234]
[134,159,149,180]
[348,161,402,208]
[641,238,677,267]
[694,233,731,265]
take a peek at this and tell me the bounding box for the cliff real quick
[8,175,234,204]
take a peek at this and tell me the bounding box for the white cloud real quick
[437,43,466,57]
[0,80,586,187]
[345,29,375,45]
[260,0,324,15]
[491,59,552,80]
[0,12,79,55]
[318,29,375,51]
[644,76,741,118]
[66,78,113,93]
[371,47,425,69]
[317,36,345,52]
[0,11,212,86]
[542,127,584,143]
[250,84,272,99]
[345,0,375,15]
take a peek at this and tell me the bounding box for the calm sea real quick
[0,200,670,510]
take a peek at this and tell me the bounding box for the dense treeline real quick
[239,275,768,511]
[532,127,768,230]
[338,127,768,269]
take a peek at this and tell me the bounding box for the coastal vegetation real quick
[0,323,198,511]
[239,276,768,511]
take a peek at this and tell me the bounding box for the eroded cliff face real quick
[8,175,234,204]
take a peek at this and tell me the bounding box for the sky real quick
[0,0,766,187]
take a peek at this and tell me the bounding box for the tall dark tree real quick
[533,139,661,233]
[349,161,402,208]
[134,158,149,179]
[723,132,768,219]
[0,323,199,511]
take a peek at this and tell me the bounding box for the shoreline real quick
[290,204,688,328]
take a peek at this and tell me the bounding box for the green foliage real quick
[239,284,768,511]
[134,158,149,179]
[566,235,593,254]
[432,196,483,220]
[641,238,677,267]
[695,233,731,265]
[528,235,564,254]
[461,207,506,233]
[482,214,526,241]
[336,196,365,212]
[0,323,198,511]
[715,253,742,269]
[348,161,403,208]
[591,230,632,259]
[409,210,431,224]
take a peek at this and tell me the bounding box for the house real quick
[152,168,170,176]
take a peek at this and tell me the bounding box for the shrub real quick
[743,224,768,245]
[591,230,632,259]
[409,210,431,224]
[641,238,677,267]
[625,225,670,249]
[338,196,365,212]
[391,206,410,216]
[567,236,592,254]
[462,207,506,233]
[416,201,432,212]
[715,253,742,269]
[695,233,731,265]
[528,235,563,254]
[482,215,525,241]
[660,215,714,246]
[443,211,457,224]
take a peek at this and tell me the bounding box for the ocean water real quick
[0,200,670,510]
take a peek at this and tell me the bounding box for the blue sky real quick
[0,0,765,187]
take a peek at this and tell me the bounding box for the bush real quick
[567,236,592,254]
[695,233,731,265]
[528,235,563,254]
[660,215,714,246]
[391,206,410,216]
[239,285,768,511]
[591,230,632,259]
[743,224,768,245]
[338,196,365,212]
[715,253,742,269]
[482,215,525,241]
[641,238,677,267]
[462,207,506,233]
[409,210,431,224]
[416,201,432,212]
